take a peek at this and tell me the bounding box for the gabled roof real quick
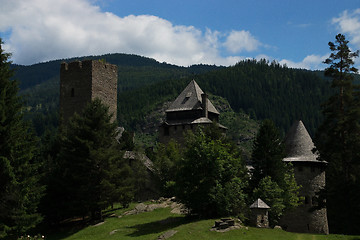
[250,198,270,209]
[166,80,219,114]
[283,120,325,163]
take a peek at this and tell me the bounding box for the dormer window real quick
[182,92,192,104]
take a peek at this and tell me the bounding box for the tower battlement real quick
[60,60,118,123]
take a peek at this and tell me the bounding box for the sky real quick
[0,0,360,70]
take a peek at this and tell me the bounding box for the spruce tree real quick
[0,39,43,238]
[52,99,134,221]
[315,33,360,234]
[250,119,301,225]
[251,119,286,187]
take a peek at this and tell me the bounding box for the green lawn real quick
[46,205,360,240]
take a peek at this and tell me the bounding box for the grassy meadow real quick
[45,203,360,240]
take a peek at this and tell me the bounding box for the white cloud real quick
[223,30,261,54]
[279,54,328,70]
[0,0,257,66]
[332,9,360,47]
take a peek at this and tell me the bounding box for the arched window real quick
[71,88,75,97]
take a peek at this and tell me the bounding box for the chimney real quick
[201,93,208,118]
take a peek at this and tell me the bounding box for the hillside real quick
[16,53,220,136]
[12,53,221,91]
[15,54,334,143]
[44,201,359,240]
[117,59,333,136]
[131,93,259,158]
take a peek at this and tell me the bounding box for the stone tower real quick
[60,60,118,123]
[250,198,270,228]
[280,120,329,234]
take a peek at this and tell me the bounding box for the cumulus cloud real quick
[279,54,328,70]
[0,0,256,66]
[332,9,360,47]
[223,30,261,53]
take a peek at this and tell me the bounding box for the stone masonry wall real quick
[91,60,118,122]
[280,163,329,234]
[60,60,118,123]
[60,61,92,123]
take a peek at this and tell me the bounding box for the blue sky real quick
[0,0,359,70]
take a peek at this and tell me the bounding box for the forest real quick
[2,34,360,238]
[14,52,337,140]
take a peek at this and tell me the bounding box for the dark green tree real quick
[175,128,248,218]
[250,119,301,225]
[0,39,43,238]
[315,33,360,234]
[48,99,134,221]
[251,119,286,187]
[253,176,285,225]
[152,140,181,197]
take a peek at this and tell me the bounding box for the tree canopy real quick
[0,38,43,238]
[175,127,248,218]
[315,33,360,234]
[44,99,134,222]
[250,119,301,225]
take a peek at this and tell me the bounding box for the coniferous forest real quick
[1,34,360,238]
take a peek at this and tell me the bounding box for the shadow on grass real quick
[126,216,192,237]
[43,219,90,240]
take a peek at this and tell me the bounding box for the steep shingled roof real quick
[250,198,270,209]
[166,80,219,114]
[283,120,324,163]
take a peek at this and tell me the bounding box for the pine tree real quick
[250,119,301,225]
[251,119,286,187]
[51,99,134,221]
[315,33,360,234]
[0,39,43,238]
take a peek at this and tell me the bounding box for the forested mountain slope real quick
[118,59,333,136]
[15,54,333,140]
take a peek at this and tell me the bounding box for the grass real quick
[46,205,360,240]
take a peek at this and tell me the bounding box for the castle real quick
[159,80,226,144]
[59,60,118,123]
[59,61,328,234]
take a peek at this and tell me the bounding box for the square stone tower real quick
[60,60,118,123]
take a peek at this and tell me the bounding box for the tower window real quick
[71,88,75,97]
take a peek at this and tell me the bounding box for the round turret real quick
[280,120,329,234]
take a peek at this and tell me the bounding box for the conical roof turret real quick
[283,120,323,163]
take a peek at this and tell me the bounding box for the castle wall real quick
[280,163,329,234]
[159,124,196,145]
[90,61,118,122]
[60,61,92,123]
[60,60,118,123]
